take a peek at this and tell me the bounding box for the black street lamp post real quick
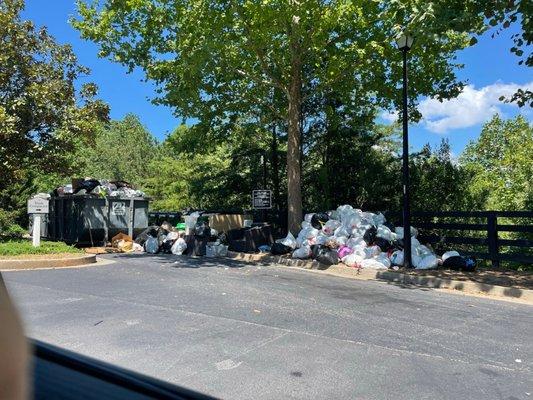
[396,33,414,268]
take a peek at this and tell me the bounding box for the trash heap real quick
[53,178,146,198]
[112,219,228,257]
[272,205,475,271]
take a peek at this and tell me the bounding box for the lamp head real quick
[396,33,414,51]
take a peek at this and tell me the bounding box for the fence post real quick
[487,212,499,268]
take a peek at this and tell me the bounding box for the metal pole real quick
[402,48,412,268]
[261,153,267,223]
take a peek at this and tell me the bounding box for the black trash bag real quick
[363,226,377,245]
[160,240,175,254]
[271,242,292,255]
[134,226,160,246]
[442,255,467,270]
[392,238,404,250]
[217,232,228,245]
[110,180,132,189]
[311,245,338,268]
[73,179,100,194]
[442,255,476,271]
[194,222,211,238]
[375,237,393,252]
[311,212,329,230]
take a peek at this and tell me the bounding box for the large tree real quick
[0,0,108,225]
[77,114,158,183]
[461,114,533,211]
[75,0,494,233]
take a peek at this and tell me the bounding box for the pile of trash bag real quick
[53,178,146,198]
[130,219,227,256]
[273,205,475,271]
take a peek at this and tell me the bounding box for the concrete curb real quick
[226,251,533,303]
[0,254,97,270]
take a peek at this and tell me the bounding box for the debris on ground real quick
[275,204,476,272]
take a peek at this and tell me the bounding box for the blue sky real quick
[22,1,532,154]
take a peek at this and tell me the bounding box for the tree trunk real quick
[286,64,302,235]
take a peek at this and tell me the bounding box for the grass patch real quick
[0,239,82,257]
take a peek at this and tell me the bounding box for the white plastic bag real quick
[376,225,393,241]
[171,238,187,255]
[334,226,350,238]
[415,254,439,270]
[276,232,297,249]
[166,231,179,241]
[292,246,312,259]
[304,213,315,223]
[390,250,404,266]
[301,221,311,229]
[315,233,328,245]
[346,237,365,249]
[132,242,144,252]
[337,205,354,222]
[364,245,381,258]
[145,236,159,254]
[372,212,386,226]
[360,258,388,270]
[322,219,341,235]
[374,253,391,269]
[343,213,361,230]
[416,245,433,257]
[334,236,348,246]
[395,226,418,239]
[442,250,460,262]
[342,252,365,267]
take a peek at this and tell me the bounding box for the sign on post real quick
[28,197,49,247]
[27,197,49,214]
[252,190,272,209]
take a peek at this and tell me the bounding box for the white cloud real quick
[380,81,533,134]
[419,81,533,133]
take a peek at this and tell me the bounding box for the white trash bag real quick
[145,236,159,254]
[171,238,187,255]
[322,219,341,236]
[415,254,439,270]
[376,225,394,241]
[166,231,179,241]
[301,221,311,229]
[374,253,391,269]
[342,252,365,268]
[395,226,418,239]
[304,213,315,223]
[276,232,298,249]
[390,250,404,266]
[292,246,312,259]
[346,237,365,249]
[372,212,386,226]
[360,258,389,270]
[364,245,381,258]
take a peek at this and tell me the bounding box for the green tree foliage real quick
[410,139,479,212]
[74,0,492,233]
[77,114,158,183]
[461,114,533,211]
[0,0,108,228]
[144,123,284,212]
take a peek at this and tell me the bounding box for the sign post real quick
[252,190,272,223]
[28,197,50,247]
[252,190,272,210]
[32,214,41,247]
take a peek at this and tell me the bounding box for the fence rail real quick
[387,211,533,267]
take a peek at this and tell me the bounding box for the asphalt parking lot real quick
[4,254,533,400]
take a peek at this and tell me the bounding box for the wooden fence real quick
[388,211,533,267]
